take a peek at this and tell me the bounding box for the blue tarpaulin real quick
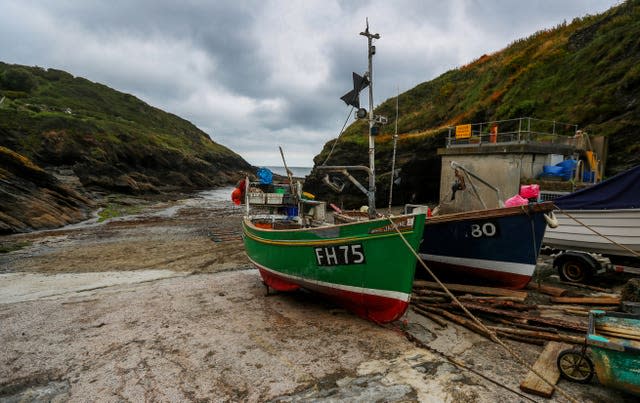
[553,165,640,210]
[257,167,273,185]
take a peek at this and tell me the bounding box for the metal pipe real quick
[450,161,504,206]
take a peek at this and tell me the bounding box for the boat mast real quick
[388,86,399,214]
[360,20,380,217]
[317,21,384,218]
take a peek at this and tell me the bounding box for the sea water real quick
[198,167,311,205]
[262,166,312,178]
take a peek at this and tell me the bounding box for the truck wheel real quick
[558,259,591,283]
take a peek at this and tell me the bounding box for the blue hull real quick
[418,203,554,289]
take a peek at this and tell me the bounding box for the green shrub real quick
[0,68,36,92]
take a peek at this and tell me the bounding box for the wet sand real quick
[0,189,633,402]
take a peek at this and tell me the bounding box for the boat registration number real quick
[315,244,365,266]
[469,222,498,238]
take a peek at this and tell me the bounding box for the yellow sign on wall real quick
[455,124,472,139]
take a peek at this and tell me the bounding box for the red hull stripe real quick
[420,260,532,289]
[419,253,536,277]
[248,257,410,302]
[256,266,410,323]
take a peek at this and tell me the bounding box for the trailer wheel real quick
[557,349,594,383]
[558,259,592,283]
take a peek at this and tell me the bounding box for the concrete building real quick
[436,117,605,213]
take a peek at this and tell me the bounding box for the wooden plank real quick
[412,289,450,297]
[559,281,612,293]
[598,329,640,342]
[414,304,586,345]
[537,304,617,312]
[526,282,568,297]
[596,324,640,341]
[489,326,585,345]
[458,295,527,303]
[597,323,640,336]
[550,296,621,305]
[519,342,571,398]
[410,295,448,303]
[412,280,528,299]
[419,301,587,332]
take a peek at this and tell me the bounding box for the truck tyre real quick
[558,258,592,283]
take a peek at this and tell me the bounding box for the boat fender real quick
[302,191,315,200]
[231,178,246,206]
[544,211,559,228]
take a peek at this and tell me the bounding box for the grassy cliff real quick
[0,63,252,233]
[309,0,640,206]
[0,63,251,193]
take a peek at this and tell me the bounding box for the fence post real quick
[517,118,522,142]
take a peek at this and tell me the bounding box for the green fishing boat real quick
[243,209,425,323]
[239,22,426,323]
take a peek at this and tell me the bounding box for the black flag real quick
[340,72,369,108]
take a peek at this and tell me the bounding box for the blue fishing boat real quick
[415,202,555,289]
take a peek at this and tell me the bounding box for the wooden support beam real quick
[458,295,527,303]
[487,326,585,345]
[410,295,448,303]
[526,283,568,297]
[559,281,612,293]
[536,304,617,312]
[550,296,620,305]
[413,304,585,346]
[416,301,587,332]
[455,298,533,311]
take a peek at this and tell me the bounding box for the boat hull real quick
[418,203,554,289]
[543,209,640,257]
[243,214,425,323]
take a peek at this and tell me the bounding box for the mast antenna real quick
[359,19,381,217]
[317,20,385,218]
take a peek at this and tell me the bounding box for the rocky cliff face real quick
[0,147,94,233]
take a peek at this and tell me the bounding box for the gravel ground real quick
[0,189,634,402]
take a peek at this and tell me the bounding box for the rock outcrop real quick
[0,146,94,234]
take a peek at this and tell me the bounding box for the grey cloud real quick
[0,0,620,166]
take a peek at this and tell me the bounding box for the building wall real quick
[437,151,568,213]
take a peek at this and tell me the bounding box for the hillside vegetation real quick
[0,62,251,232]
[0,63,251,193]
[308,0,640,206]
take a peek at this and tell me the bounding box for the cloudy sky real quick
[0,0,620,167]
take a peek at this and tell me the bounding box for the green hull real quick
[243,213,425,323]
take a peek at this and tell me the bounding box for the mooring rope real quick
[388,216,580,403]
[401,325,538,403]
[555,206,640,259]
